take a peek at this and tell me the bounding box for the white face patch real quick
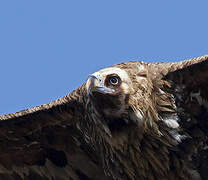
[91,67,132,94]
[92,67,130,82]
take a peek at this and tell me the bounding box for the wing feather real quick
[0,55,207,179]
[0,85,108,180]
[158,55,208,179]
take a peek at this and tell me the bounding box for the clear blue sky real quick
[0,1,207,115]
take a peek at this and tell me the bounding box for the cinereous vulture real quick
[0,55,208,180]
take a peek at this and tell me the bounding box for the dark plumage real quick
[0,55,208,180]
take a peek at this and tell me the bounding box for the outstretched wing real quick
[0,85,107,180]
[157,55,208,179]
[0,55,207,180]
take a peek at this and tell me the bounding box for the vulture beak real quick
[87,74,115,95]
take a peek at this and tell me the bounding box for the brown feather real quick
[0,55,207,179]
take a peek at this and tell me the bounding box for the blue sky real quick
[0,1,207,115]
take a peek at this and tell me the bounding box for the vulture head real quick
[86,67,133,118]
[85,62,169,134]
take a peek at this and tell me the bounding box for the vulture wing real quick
[0,55,207,180]
[161,55,208,179]
[0,85,108,180]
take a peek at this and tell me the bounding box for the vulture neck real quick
[81,94,190,180]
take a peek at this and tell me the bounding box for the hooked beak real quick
[87,74,115,95]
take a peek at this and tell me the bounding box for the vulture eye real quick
[108,75,120,86]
